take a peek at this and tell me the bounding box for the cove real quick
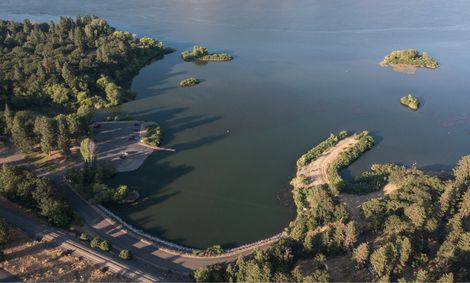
[2,0,470,249]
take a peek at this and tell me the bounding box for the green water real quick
[3,0,470,248]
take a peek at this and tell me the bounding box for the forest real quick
[195,152,470,282]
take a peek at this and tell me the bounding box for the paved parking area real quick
[91,121,154,172]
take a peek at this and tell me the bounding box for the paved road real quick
[0,200,159,282]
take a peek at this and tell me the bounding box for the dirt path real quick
[297,136,359,187]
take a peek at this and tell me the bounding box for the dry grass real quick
[0,228,127,282]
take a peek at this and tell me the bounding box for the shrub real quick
[99,240,111,252]
[90,237,101,249]
[79,233,90,241]
[119,249,133,260]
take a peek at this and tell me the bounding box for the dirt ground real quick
[0,228,127,282]
[297,136,359,187]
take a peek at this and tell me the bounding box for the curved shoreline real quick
[99,133,364,259]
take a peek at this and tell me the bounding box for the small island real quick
[400,94,420,111]
[181,45,233,62]
[179,77,200,87]
[380,49,438,74]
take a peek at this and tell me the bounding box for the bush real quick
[90,237,101,249]
[119,249,132,260]
[79,233,90,241]
[99,240,111,252]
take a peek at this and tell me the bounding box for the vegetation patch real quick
[179,77,200,87]
[400,94,420,111]
[181,45,233,62]
[380,49,438,69]
[0,164,74,227]
[142,123,162,147]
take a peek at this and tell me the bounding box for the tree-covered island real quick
[400,94,420,111]
[181,45,233,62]
[380,49,438,73]
[179,77,200,87]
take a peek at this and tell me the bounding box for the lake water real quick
[2,0,470,249]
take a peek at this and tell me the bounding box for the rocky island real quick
[400,94,420,111]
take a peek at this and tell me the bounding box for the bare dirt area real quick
[91,121,154,172]
[297,136,359,187]
[0,228,127,282]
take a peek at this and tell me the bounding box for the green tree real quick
[90,236,101,249]
[0,219,9,247]
[99,240,110,252]
[353,243,369,268]
[119,249,132,260]
[194,266,211,282]
[11,111,36,152]
[3,104,13,135]
[80,138,95,165]
[34,116,57,154]
[55,114,71,155]
[370,243,397,277]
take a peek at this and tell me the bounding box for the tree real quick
[112,185,129,203]
[105,82,125,106]
[11,111,36,152]
[404,204,426,228]
[398,237,411,271]
[454,155,470,184]
[0,219,9,247]
[90,237,101,249]
[194,266,211,282]
[370,243,397,277]
[80,138,95,165]
[34,116,57,154]
[119,249,132,260]
[3,104,13,135]
[353,243,369,268]
[55,114,71,155]
[437,273,454,283]
[99,240,110,251]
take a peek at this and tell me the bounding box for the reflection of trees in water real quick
[193,59,208,66]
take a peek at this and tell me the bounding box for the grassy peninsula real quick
[380,49,438,70]
[400,94,420,111]
[181,45,233,62]
[180,77,200,87]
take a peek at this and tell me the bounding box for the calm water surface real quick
[2,0,470,248]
